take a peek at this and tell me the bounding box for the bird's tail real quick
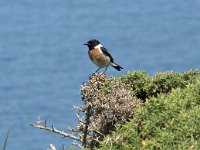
[110,63,123,71]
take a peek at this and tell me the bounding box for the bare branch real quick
[67,127,80,132]
[72,141,83,149]
[73,105,84,112]
[76,113,84,123]
[30,122,82,142]
[48,144,56,150]
[82,104,91,147]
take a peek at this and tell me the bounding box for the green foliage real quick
[120,70,200,100]
[120,70,149,100]
[102,80,112,95]
[102,77,120,95]
[99,76,200,150]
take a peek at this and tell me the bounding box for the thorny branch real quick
[82,104,91,147]
[31,74,140,149]
[30,121,82,142]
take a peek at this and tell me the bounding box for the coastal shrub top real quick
[99,70,200,150]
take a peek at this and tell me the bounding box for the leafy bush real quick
[99,76,200,150]
[120,70,200,100]
[31,70,200,149]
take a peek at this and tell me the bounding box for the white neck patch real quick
[94,44,103,49]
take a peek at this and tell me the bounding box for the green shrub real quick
[120,70,200,100]
[99,77,200,150]
[120,70,149,100]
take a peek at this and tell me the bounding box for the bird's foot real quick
[89,72,97,79]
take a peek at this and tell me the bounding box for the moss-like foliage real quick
[30,70,200,149]
[120,70,200,100]
[99,71,200,150]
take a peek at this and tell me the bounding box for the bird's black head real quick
[84,39,101,50]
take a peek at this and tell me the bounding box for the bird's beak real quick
[84,43,88,46]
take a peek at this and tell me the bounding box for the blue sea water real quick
[0,0,200,149]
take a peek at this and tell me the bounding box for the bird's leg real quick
[95,67,101,73]
[103,66,108,74]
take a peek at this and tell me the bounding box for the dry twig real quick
[30,121,81,142]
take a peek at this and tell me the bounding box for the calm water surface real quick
[0,0,200,149]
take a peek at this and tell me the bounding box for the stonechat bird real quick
[84,39,123,73]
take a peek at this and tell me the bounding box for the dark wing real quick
[101,47,114,62]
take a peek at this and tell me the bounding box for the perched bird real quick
[84,39,123,73]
